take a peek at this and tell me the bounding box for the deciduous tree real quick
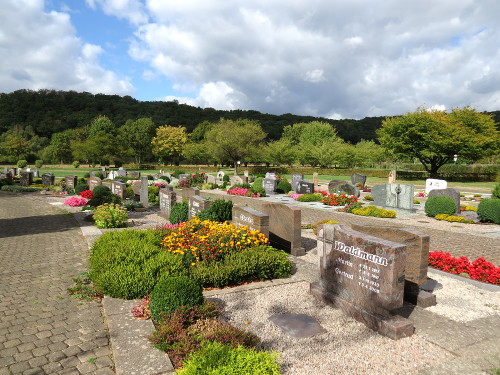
[151,125,188,165]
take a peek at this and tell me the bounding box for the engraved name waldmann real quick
[333,240,387,294]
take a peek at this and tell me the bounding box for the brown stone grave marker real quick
[188,195,211,219]
[111,181,127,200]
[313,172,319,187]
[140,176,149,208]
[310,223,414,340]
[88,177,102,191]
[19,171,33,186]
[65,175,78,189]
[351,224,435,308]
[159,188,177,218]
[232,206,269,237]
[180,187,200,201]
[328,180,348,194]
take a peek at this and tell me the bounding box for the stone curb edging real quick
[427,267,500,292]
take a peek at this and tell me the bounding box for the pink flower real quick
[64,197,88,207]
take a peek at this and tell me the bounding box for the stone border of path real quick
[428,268,500,292]
[69,209,175,375]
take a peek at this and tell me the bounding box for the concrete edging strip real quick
[428,267,500,292]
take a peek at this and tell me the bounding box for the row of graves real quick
[1,167,43,186]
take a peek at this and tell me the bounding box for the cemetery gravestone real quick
[428,188,460,215]
[33,168,39,177]
[232,206,269,237]
[328,180,348,195]
[188,195,211,219]
[241,176,249,184]
[244,170,249,177]
[388,170,397,184]
[291,174,304,192]
[311,223,414,339]
[313,172,319,187]
[262,178,277,195]
[41,173,55,186]
[108,171,118,180]
[351,173,367,188]
[217,171,225,180]
[65,176,78,190]
[206,175,216,184]
[159,188,177,218]
[117,168,127,177]
[111,181,127,200]
[19,171,33,186]
[372,184,414,210]
[351,224,435,308]
[335,182,360,198]
[180,187,200,201]
[297,180,314,194]
[425,179,447,194]
[140,176,149,208]
[88,177,102,191]
[230,175,243,186]
[261,202,304,256]
[265,172,276,179]
[128,171,141,179]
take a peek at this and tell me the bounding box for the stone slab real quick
[102,297,174,375]
[232,205,269,237]
[262,202,304,256]
[268,313,326,338]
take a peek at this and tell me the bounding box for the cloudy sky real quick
[1,0,499,119]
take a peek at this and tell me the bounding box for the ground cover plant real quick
[92,203,128,228]
[428,251,499,285]
[351,205,396,218]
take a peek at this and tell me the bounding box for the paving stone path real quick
[0,191,114,375]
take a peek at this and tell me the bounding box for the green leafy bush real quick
[35,160,43,168]
[75,183,89,195]
[425,196,457,217]
[297,193,323,202]
[150,276,204,321]
[223,174,230,183]
[276,179,292,194]
[177,342,281,375]
[87,185,120,207]
[72,161,81,168]
[351,205,396,218]
[92,203,128,228]
[191,246,292,288]
[251,177,264,192]
[478,198,500,224]
[16,160,28,168]
[196,199,233,222]
[148,186,159,205]
[125,185,135,198]
[170,201,189,224]
[89,229,187,299]
[492,181,500,199]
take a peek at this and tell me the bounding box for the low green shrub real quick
[170,201,189,224]
[297,193,323,202]
[492,181,500,199]
[16,160,28,168]
[89,229,187,299]
[477,198,500,224]
[72,161,80,168]
[150,276,204,321]
[223,174,230,183]
[276,179,292,194]
[434,214,474,224]
[125,185,135,198]
[35,160,43,168]
[1,185,40,192]
[351,205,396,218]
[196,199,233,222]
[177,342,281,375]
[425,196,457,217]
[87,185,120,207]
[191,246,292,288]
[148,186,159,205]
[75,183,89,195]
[122,200,143,211]
[92,203,128,228]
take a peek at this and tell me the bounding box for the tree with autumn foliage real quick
[151,125,188,165]
[377,107,500,177]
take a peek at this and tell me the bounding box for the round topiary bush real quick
[276,179,292,194]
[150,276,204,321]
[16,160,28,168]
[492,181,500,199]
[424,196,457,217]
[87,185,120,207]
[75,183,89,195]
[35,160,43,168]
[169,201,189,224]
[477,198,500,224]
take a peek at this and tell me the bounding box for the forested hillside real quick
[0,89,384,143]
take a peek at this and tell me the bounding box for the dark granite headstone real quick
[351,173,367,187]
[428,188,460,215]
[328,180,348,194]
[262,178,277,195]
[41,173,55,186]
[232,206,269,237]
[268,314,326,338]
[310,223,414,340]
[297,180,314,194]
[19,171,33,186]
[111,181,126,200]
[0,172,12,183]
[261,202,304,256]
[188,195,211,219]
[159,188,177,218]
[88,177,102,191]
[65,175,78,189]
[291,174,304,192]
[335,182,360,198]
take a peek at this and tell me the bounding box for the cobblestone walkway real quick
[0,192,114,375]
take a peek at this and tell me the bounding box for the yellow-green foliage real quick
[351,205,396,218]
[434,214,474,224]
[461,205,478,211]
[312,219,340,235]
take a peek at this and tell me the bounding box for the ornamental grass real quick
[161,217,269,265]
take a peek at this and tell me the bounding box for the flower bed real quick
[226,187,261,197]
[80,189,93,199]
[64,196,88,207]
[428,251,500,285]
[321,193,358,206]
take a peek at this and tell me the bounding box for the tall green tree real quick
[151,125,189,165]
[49,132,72,164]
[118,118,156,163]
[378,107,500,177]
[205,118,267,174]
[0,133,30,161]
[88,116,116,138]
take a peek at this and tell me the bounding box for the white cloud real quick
[87,0,148,25]
[125,0,500,118]
[0,0,133,96]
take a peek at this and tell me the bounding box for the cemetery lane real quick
[0,191,114,375]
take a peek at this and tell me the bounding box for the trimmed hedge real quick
[425,196,457,217]
[477,198,500,224]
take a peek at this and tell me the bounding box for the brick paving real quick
[0,191,114,375]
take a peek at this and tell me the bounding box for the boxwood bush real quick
[424,196,457,217]
[276,179,292,194]
[87,185,120,207]
[169,201,189,224]
[196,199,233,222]
[150,276,204,321]
[89,229,187,299]
[297,193,323,202]
[477,198,500,224]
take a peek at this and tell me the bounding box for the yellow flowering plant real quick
[161,217,269,265]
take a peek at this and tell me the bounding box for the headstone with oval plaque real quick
[310,223,414,340]
[42,173,55,186]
